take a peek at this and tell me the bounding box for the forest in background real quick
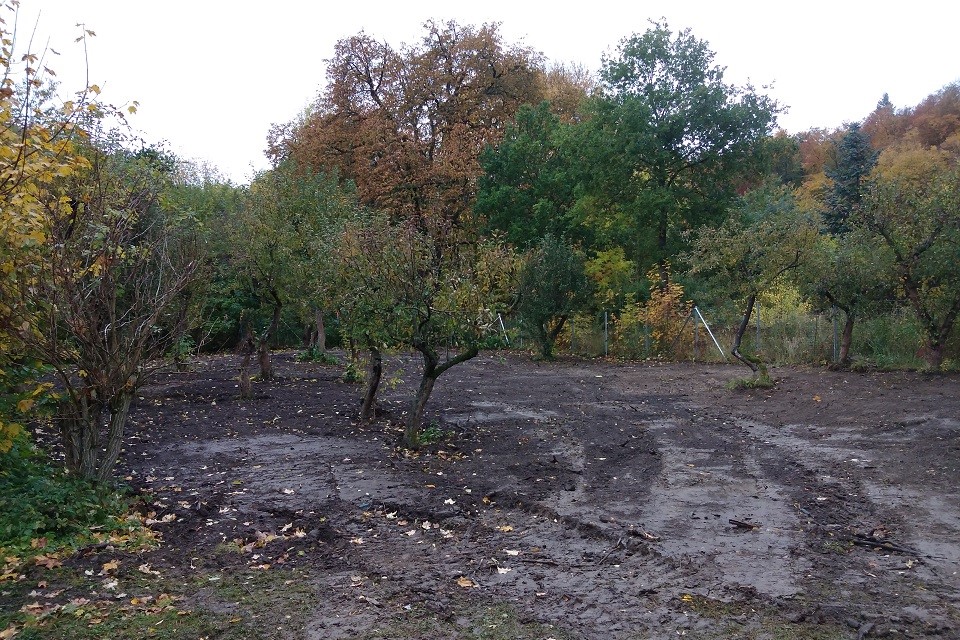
[2,5,960,479]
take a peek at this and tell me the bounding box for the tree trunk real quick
[59,391,102,479]
[315,308,327,354]
[360,346,382,422]
[258,301,282,381]
[839,313,855,365]
[405,343,479,449]
[731,293,760,373]
[540,315,567,360]
[238,324,255,399]
[405,366,437,450]
[96,382,136,482]
[921,341,946,371]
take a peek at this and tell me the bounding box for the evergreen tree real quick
[823,123,878,235]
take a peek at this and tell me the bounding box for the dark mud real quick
[117,351,960,639]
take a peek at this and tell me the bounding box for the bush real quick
[0,436,134,552]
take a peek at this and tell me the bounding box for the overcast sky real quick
[13,0,960,184]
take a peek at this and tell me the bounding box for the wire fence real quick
[500,305,952,369]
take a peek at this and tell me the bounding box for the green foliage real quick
[229,161,357,353]
[341,356,365,383]
[516,235,593,359]
[863,153,960,369]
[577,20,780,270]
[164,177,245,350]
[688,183,819,301]
[296,347,339,364]
[0,436,134,552]
[0,361,52,453]
[476,102,581,245]
[823,123,878,235]
[419,422,447,445]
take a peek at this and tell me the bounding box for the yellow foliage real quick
[0,1,97,453]
[616,264,692,357]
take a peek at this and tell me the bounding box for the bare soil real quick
[116,351,960,638]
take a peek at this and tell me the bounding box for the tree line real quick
[2,7,959,482]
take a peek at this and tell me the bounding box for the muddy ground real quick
[92,352,960,637]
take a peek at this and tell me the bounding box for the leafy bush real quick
[296,347,339,365]
[0,436,134,552]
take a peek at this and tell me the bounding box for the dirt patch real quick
[101,352,960,638]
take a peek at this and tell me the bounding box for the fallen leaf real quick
[497,567,512,574]
[0,625,18,639]
[456,576,476,588]
[33,555,62,569]
[101,560,119,574]
[504,549,520,556]
[495,525,513,533]
[138,563,161,576]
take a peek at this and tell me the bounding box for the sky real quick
[12,0,960,184]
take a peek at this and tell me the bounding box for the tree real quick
[229,160,354,389]
[796,230,894,365]
[515,235,592,360]
[861,146,960,370]
[0,4,99,453]
[325,213,408,422]
[823,123,878,235]
[4,133,199,481]
[275,21,535,441]
[577,21,779,286]
[399,225,517,447]
[687,183,818,379]
[476,101,581,245]
[277,20,545,228]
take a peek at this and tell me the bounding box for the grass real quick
[0,561,245,640]
[726,373,775,390]
[355,603,577,640]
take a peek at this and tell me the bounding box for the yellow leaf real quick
[456,576,476,588]
[101,560,119,573]
[16,398,33,413]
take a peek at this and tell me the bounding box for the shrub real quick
[0,436,134,552]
